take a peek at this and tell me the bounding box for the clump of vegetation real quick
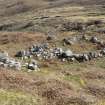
[64,75,86,87]
[0,89,40,105]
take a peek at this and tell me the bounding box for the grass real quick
[85,57,105,69]
[64,74,86,87]
[60,62,88,71]
[0,89,41,105]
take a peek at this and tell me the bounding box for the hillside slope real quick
[0,0,105,105]
[0,0,105,17]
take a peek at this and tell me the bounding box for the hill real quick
[0,0,105,105]
[0,0,105,17]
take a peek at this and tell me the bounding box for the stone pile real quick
[0,52,21,70]
[15,42,105,64]
[1,35,105,71]
[13,35,105,70]
[15,43,56,60]
[58,50,103,62]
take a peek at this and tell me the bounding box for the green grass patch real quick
[61,62,88,71]
[64,75,86,87]
[0,89,41,105]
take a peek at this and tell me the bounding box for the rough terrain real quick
[0,0,105,105]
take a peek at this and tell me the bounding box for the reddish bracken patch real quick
[0,32,46,45]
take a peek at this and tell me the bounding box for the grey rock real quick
[63,38,74,45]
[90,36,98,43]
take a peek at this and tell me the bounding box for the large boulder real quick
[59,49,73,59]
[65,50,73,57]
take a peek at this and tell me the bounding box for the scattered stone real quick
[15,51,23,57]
[100,48,105,55]
[81,35,89,41]
[90,36,98,43]
[61,22,85,31]
[63,38,74,45]
[47,36,53,41]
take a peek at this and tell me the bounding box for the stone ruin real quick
[0,52,21,70]
[1,35,105,72]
